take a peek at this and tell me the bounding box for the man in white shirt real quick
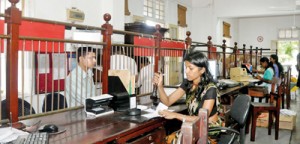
[110,46,138,76]
[137,57,154,104]
[216,53,223,78]
[65,47,96,107]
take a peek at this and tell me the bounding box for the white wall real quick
[14,0,300,47]
[217,18,239,47]
[23,0,124,42]
[239,15,300,49]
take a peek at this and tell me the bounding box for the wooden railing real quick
[0,0,276,125]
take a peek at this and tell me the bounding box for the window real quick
[178,4,187,27]
[278,28,299,39]
[143,0,164,20]
[223,21,231,38]
[165,24,178,39]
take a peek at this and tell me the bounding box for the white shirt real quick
[110,54,138,76]
[138,64,154,94]
[65,66,96,107]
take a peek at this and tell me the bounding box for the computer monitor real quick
[108,76,128,94]
[241,63,252,74]
[182,59,218,81]
[108,76,130,111]
[208,60,218,81]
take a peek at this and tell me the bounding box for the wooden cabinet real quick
[124,22,168,44]
[129,127,166,144]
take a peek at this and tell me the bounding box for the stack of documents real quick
[0,127,28,143]
[280,109,297,116]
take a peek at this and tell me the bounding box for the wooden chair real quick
[246,82,283,141]
[280,72,287,109]
[279,66,290,109]
[181,108,208,144]
[248,86,269,103]
[285,67,291,109]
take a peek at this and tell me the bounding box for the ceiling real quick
[192,0,300,18]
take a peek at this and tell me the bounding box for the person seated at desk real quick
[153,51,221,143]
[110,46,138,78]
[270,54,283,85]
[65,47,97,107]
[254,57,274,93]
[136,57,154,104]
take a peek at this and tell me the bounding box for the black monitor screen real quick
[108,76,128,94]
[241,63,252,74]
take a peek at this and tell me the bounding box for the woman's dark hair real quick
[183,51,214,91]
[260,57,274,71]
[270,54,283,75]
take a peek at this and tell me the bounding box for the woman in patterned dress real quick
[153,51,221,143]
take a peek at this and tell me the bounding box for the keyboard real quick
[14,132,49,144]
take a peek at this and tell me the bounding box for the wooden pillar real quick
[222,40,226,78]
[260,48,263,58]
[234,42,238,67]
[125,0,131,15]
[255,47,258,69]
[243,44,246,63]
[250,45,253,65]
[5,0,22,123]
[207,36,212,59]
[101,13,113,94]
[185,31,192,50]
[276,49,278,55]
[198,109,208,144]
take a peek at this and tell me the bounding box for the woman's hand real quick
[153,73,163,87]
[256,75,262,80]
[158,110,177,120]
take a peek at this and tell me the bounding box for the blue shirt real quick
[259,67,274,93]
[273,63,279,78]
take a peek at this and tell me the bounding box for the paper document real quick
[142,102,169,118]
[0,127,28,143]
[218,79,238,85]
[280,109,296,116]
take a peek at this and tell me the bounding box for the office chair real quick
[42,93,68,112]
[209,94,251,144]
[1,98,36,119]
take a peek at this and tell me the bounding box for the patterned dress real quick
[166,80,222,144]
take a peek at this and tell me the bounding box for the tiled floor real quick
[244,98,299,144]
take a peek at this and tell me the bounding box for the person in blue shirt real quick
[270,54,283,85]
[255,57,275,93]
[270,54,283,78]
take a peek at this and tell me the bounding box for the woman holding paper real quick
[153,51,221,143]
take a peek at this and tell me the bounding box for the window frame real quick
[143,0,165,21]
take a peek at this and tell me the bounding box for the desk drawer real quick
[129,127,166,144]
